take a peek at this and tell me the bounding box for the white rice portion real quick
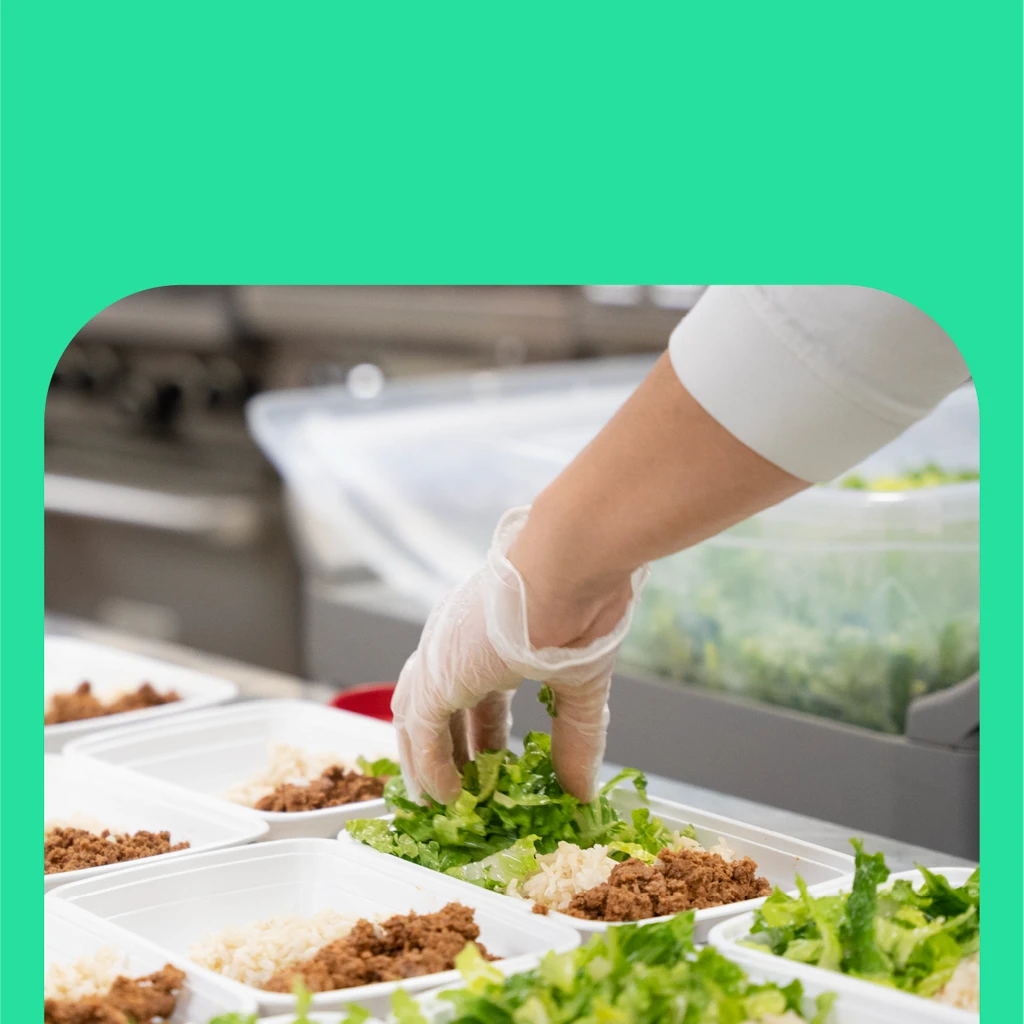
[188,908,362,988]
[508,833,738,911]
[934,951,979,1011]
[45,947,127,1000]
[511,842,617,911]
[221,744,360,807]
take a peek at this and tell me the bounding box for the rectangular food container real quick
[65,698,399,839]
[47,838,581,1016]
[708,866,978,1022]
[46,897,259,1022]
[257,941,954,1024]
[45,753,268,891]
[338,790,854,942]
[408,960,951,1024]
[46,635,239,753]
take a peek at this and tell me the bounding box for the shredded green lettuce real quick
[445,835,540,889]
[391,988,430,1024]
[537,683,558,717]
[356,755,401,777]
[346,733,686,892]
[438,913,829,1022]
[747,840,979,1001]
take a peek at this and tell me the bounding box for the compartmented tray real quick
[46,635,239,753]
[46,898,259,1022]
[708,866,978,1022]
[45,837,581,1016]
[337,789,854,942]
[407,961,956,1024]
[45,753,268,891]
[65,699,399,840]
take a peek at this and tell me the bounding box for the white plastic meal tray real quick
[65,698,400,840]
[45,753,268,891]
[46,837,582,1016]
[708,866,978,1022]
[407,957,951,1024]
[45,635,238,753]
[337,789,855,942]
[257,942,965,1024]
[46,897,259,1022]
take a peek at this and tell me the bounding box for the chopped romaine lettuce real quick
[746,841,979,1001]
[391,988,430,1024]
[445,835,540,889]
[346,733,687,891]
[356,755,401,777]
[537,683,558,717]
[438,913,829,1023]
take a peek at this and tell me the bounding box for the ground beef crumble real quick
[263,902,495,993]
[255,764,387,812]
[44,827,190,874]
[564,846,771,921]
[45,682,180,726]
[44,964,185,1024]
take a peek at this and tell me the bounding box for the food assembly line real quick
[42,290,982,1022]
[44,628,978,1024]
[253,358,980,860]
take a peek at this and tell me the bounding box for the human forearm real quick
[507,352,809,648]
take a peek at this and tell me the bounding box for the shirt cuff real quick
[669,287,933,482]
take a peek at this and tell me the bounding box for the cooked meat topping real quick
[564,846,771,921]
[263,902,494,993]
[44,964,185,1024]
[44,827,190,874]
[45,682,180,725]
[255,764,387,812]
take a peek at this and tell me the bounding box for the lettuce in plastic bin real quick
[747,839,980,1001]
[625,538,979,736]
[437,915,836,1023]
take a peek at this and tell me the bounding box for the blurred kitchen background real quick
[46,285,699,673]
[45,286,979,856]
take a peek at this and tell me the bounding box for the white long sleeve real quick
[668,285,971,482]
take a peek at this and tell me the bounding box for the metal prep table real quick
[45,615,975,872]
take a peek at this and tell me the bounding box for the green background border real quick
[4,3,1020,1018]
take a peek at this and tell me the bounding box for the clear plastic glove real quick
[391,506,649,805]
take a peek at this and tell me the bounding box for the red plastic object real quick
[330,682,396,722]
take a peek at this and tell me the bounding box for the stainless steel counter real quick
[46,615,975,871]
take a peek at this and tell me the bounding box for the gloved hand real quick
[391,506,649,805]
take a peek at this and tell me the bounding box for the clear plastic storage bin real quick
[627,384,978,733]
[249,358,978,735]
